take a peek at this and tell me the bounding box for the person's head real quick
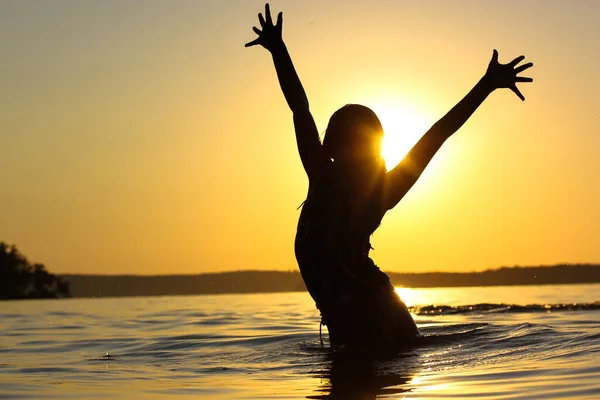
[322,104,384,166]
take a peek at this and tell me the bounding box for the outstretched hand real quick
[245,4,283,53]
[485,50,533,101]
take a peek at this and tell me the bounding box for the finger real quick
[510,85,525,101]
[265,4,273,25]
[515,76,533,83]
[492,49,498,63]
[276,11,283,27]
[245,39,260,47]
[509,55,525,67]
[515,62,533,74]
[253,26,262,35]
[258,12,265,26]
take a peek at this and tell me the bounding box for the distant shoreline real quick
[60,264,600,298]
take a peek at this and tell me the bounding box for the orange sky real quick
[1,1,598,274]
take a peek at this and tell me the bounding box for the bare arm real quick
[385,50,533,210]
[246,4,328,180]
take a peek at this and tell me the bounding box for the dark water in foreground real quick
[1,284,599,399]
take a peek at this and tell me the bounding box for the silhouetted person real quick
[246,4,533,351]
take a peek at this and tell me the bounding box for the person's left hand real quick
[484,49,533,101]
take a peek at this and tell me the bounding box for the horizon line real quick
[58,263,600,277]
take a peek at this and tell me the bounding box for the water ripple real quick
[1,287,599,399]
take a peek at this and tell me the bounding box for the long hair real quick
[322,104,384,162]
[321,104,387,238]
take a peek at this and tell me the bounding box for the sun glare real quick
[395,287,417,308]
[372,104,431,170]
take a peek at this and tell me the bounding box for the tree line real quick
[0,242,70,300]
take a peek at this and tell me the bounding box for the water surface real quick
[1,284,599,399]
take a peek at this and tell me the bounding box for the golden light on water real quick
[394,287,453,308]
[395,287,417,307]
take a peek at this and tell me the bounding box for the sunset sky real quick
[1,1,598,275]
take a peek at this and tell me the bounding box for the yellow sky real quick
[1,1,598,274]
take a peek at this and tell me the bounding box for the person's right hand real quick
[245,4,283,53]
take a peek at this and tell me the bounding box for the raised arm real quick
[384,50,533,210]
[246,4,328,180]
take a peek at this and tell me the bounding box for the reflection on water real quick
[308,349,420,400]
[395,287,417,307]
[0,285,599,399]
[395,285,599,308]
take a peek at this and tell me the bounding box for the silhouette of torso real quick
[294,162,390,302]
[294,162,419,347]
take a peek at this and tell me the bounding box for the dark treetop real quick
[0,242,70,300]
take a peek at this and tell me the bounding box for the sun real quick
[371,104,431,170]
